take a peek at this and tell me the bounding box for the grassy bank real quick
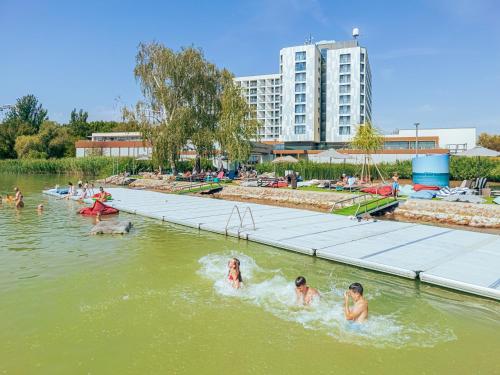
[0,157,215,176]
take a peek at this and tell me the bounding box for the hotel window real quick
[250,88,257,94]
[339,64,350,73]
[295,93,306,103]
[295,104,306,113]
[295,72,306,81]
[360,73,365,81]
[339,105,350,114]
[249,96,257,103]
[360,84,365,93]
[339,85,350,94]
[295,115,306,124]
[295,51,306,61]
[250,80,257,87]
[360,52,365,61]
[340,74,350,84]
[361,63,365,71]
[360,115,365,123]
[339,115,350,125]
[295,62,306,71]
[340,54,351,64]
[294,125,306,134]
[295,83,306,92]
[339,95,350,104]
[339,126,351,135]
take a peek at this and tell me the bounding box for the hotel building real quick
[235,37,371,149]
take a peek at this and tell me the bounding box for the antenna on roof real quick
[305,34,314,45]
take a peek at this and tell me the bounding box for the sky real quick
[1,0,499,134]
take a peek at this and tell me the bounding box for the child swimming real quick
[227,258,242,289]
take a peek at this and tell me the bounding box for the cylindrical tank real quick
[412,154,450,187]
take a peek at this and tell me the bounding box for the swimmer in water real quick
[227,258,242,289]
[295,276,319,306]
[344,282,368,323]
[14,187,24,208]
[37,204,44,211]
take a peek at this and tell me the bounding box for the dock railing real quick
[225,205,256,233]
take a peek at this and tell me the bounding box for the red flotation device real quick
[91,192,112,201]
[361,185,393,196]
[413,184,440,191]
[79,200,119,216]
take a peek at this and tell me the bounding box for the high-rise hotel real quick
[235,34,371,149]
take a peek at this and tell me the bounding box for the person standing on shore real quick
[392,174,400,198]
[14,187,24,208]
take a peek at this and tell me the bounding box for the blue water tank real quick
[412,154,450,187]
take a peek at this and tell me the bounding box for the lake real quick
[0,174,499,374]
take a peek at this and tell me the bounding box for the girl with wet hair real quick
[227,258,242,289]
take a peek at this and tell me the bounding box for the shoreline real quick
[99,177,500,234]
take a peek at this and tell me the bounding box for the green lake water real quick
[0,174,499,374]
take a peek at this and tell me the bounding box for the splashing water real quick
[198,252,456,348]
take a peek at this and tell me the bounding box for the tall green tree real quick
[216,71,259,163]
[130,42,217,172]
[0,119,22,158]
[6,94,48,134]
[69,108,90,138]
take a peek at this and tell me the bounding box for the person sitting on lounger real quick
[227,258,242,289]
[295,276,319,305]
[344,282,368,323]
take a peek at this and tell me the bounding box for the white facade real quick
[396,127,476,153]
[234,74,281,141]
[280,44,321,142]
[235,39,371,145]
[90,132,142,141]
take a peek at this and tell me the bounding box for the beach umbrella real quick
[272,155,299,164]
[314,149,354,179]
[456,146,500,157]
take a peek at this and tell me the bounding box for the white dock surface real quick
[105,188,500,300]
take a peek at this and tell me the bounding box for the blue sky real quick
[1,0,499,133]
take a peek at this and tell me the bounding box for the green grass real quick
[174,183,220,195]
[333,197,397,216]
[295,185,365,194]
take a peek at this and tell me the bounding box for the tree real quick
[130,42,217,172]
[478,132,500,151]
[6,94,48,134]
[69,108,90,138]
[0,119,21,159]
[351,122,385,182]
[216,70,259,163]
[14,134,46,159]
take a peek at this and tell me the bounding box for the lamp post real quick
[414,122,420,157]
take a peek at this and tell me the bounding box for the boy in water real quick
[344,282,368,323]
[295,276,319,306]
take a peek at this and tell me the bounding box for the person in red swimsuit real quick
[227,258,242,289]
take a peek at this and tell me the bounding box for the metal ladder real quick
[225,205,256,233]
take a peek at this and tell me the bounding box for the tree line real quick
[0,94,137,159]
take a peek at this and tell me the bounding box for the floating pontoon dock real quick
[101,188,500,300]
